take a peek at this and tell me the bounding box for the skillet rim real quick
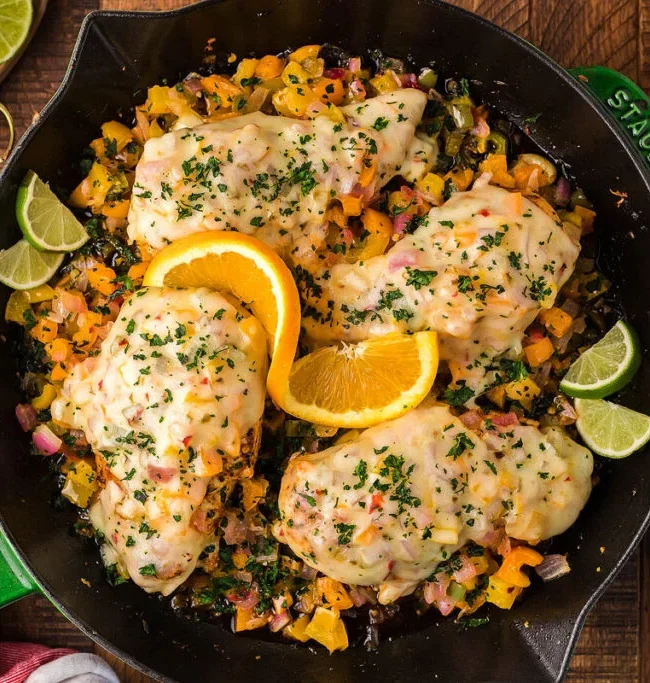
[1,1,649,681]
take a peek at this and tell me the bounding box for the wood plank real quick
[0,0,97,152]
[639,0,650,89]
[0,2,647,683]
[529,0,639,80]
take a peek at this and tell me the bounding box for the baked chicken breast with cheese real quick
[128,90,434,264]
[302,178,580,390]
[51,287,267,594]
[276,403,592,604]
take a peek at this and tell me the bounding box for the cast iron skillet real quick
[1,1,650,681]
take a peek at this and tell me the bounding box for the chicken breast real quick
[51,287,267,595]
[128,90,434,265]
[276,404,592,604]
[302,178,581,391]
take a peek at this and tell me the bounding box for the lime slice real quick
[0,0,33,63]
[16,171,89,252]
[0,239,64,290]
[559,320,641,398]
[575,397,650,458]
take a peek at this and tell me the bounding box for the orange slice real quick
[142,231,300,394]
[269,332,439,428]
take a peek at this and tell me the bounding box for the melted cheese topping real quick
[277,404,592,603]
[128,90,433,265]
[51,287,267,594]
[303,179,580,389]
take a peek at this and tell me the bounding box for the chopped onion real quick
[393,213,410,235]
[15,403,38,432]
[32,424,62,456]
[300,564,318,580]
[554,177,571,208]
[561,299,581,318]
[349,78,366,99]
[348,57,362,73]
[535,554,571,582]
[269,611,292,632]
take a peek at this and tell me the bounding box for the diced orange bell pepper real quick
[200,75,244,109]
[539,307,573,338]
[30,318,58,344]
[524,337,554,367]
[102,199,130,219]
[443,167,474,191]
[358,158,377,188]
[50,363,68,382]
[315,577,354,611]
[479,154,515,189]
[255,55,285,79]
[495,546,544,587]
[45,338,71,363]
[304,607,349,653]
[339,194,363,216]
[241,477,269,511]
[127,261,149,282]
[234,605,269,632]
[283,614,311,642]
[87,264,118,296]
[313,77,345,105]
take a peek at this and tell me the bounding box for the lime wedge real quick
[0,239,64,290]
[0,0,33,63]
[575,398,650,458]
[16,171,89,252]
[559,320,641,398]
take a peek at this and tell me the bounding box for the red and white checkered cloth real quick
[0,643,118,683]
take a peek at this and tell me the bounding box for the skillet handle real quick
[569,66,650,168]
[0,529,39,607]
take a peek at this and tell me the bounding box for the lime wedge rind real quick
[0,0,33,64]
[560,320,641,398]
[0,239,64,290]
[16,171,89,252]
[575,397,650,459]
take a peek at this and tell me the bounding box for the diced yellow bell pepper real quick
[504,376,541,411]
[61,459,98,508]
[272,86,316,118]
[101,199,130,219]
[45,338,71,363]
[31,383,58,411]
[573,205,596,235]
[233,58,259,86]
[25,284,55,303]
[85,162,114,210]
[283,614,312,642]
[50,363,68,382]
[101,120,133,152]
[289,44,321,63]
[348,208,392,261]
[416,172,445,204]
[304,607,349,653]
[469,553,490,575]
[282,60,312,86]
[369,71,400,94]
[5,291,31,324]
[485,575,522,609]
[444,168,474,192]
[315,577,354,611]
[487,384,506,409]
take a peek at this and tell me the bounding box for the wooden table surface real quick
[1,0,649,681]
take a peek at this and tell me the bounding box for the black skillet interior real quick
[1,1,650,681]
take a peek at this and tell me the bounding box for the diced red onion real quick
[561,299,580,318]
[183,78,203,96]
[269,610,292,632]
[300,564,318,580]
[393,213,410,235]
[490,412,519,427]
[398,73,419,89]
[471,118,490,138]
[572,316,586,335]
[324,67,346,80]
[15,403,38,432]
[348,57,362,73]
[223,511,247,545]
[459,410,482,430]
[535,554,571,582]
[349,78,366,99]
[532,362,552,389]
[349,587,369,607]
[233,571,252,583]
[32,424,62,456]
[554,177,571,208]
[229,588,258,610]
[453,555,478,584]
